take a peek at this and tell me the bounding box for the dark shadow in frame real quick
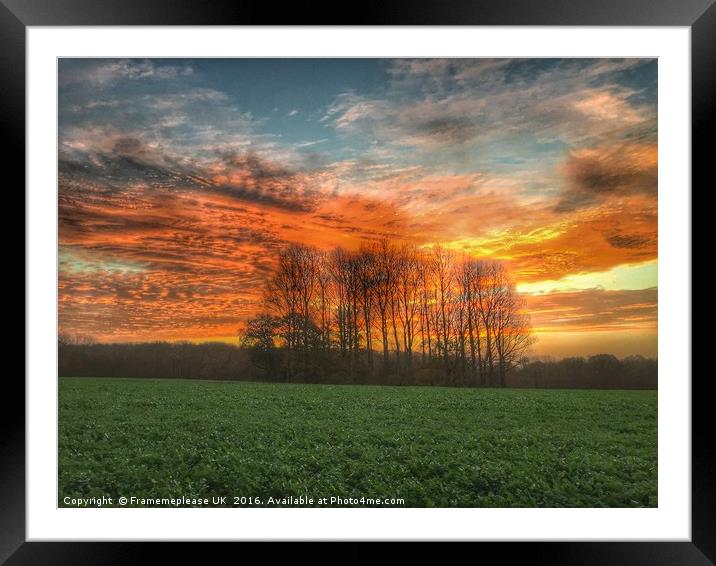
[5,0,710,563]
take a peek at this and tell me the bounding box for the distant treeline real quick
[58,341,657,389]
[509,354,656,390]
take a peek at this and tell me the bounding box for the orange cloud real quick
[556,142,657,211]
[59,119,657,356]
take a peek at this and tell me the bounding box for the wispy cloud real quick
[555,142,657,211]
[61,59,194,86]
[323,59,655,151]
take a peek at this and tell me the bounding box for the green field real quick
[59,377,657,507]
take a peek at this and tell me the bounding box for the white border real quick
[27,26,691,541]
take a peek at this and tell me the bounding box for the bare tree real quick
[373,240,396,370]
[316,250,333,349]
[396,245,421,368]
[417,254,433,366]
[474,260,501,386]
[355,247,377,371]
[462,259,484,385]
[492,265,535,386]
[430,245,457,377]
[265,247,301,379]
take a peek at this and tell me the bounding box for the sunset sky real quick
[58,58,658,358]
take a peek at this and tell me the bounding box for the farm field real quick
[59,377,657,508]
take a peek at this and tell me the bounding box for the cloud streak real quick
[555,142,657,211]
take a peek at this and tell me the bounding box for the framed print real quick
[6,0,709,563]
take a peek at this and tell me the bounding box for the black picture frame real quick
[5,1,709,563]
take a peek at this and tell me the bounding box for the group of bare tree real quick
[241,241,535,386]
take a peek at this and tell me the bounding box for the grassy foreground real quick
[59,377,657,507]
